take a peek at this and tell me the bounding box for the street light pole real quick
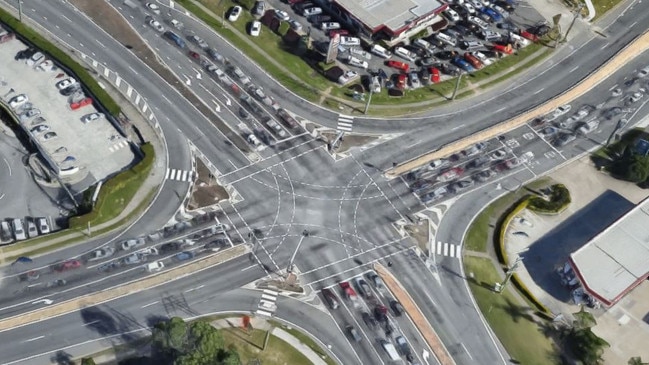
[287,230,309,274]
[451,72,463,100]
[562,3,584,43]
[18,0,22,22]
[363,89,373,114]
[495,257,522,294]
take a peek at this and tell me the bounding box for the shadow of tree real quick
[499,297,534,323]
[50,350,73,365]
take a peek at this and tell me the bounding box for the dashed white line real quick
[128,66,139,75]
[184,285,205,293]
[96,40,106,49]
[140,301,159,308]
[494,106,506,113]
[533,88,544,95]
[569,65,579,73]
[22,336,45,343]
[451,123,466,131]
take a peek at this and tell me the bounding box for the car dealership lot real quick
[0,37,135,192]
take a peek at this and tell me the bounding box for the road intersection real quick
[1,0,649,363]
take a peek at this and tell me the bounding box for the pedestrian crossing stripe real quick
[435,241,461,258]
[256,289,279,317]
[165,168,194,182]
[337,114,354,132]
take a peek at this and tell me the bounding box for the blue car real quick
[480,7,503,23]
[451,57,475,73]
[175,251,195,261]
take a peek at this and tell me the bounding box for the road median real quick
[374,263,456,365]
[0,245,249,332]
[387,30,649,178]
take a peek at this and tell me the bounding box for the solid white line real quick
[127,66,139,75]
[140,301,159,308]
[461,343,474,359]
[630,20,638,28]
[451,123,466,131]
[165,168,170,180]
[4,158,12,176]
[337,126,353,131]
[494,106,506,113]
[22,336,45,343]
[443,243,448,256]
[83,320,101,326]
[184,285,205,293]
[600,43,609,50]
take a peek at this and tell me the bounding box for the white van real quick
[394,47,417,62]
[435,32,457,47]
[413,38,433,51]
[370,44,392,59]
[12,218,26,240]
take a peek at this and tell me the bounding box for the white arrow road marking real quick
[183,74,191,86]
[212,100,221,112]
[31,299,53,305]
[224,96,231,106]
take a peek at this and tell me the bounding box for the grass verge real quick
[479,47,553,89]
[222,327,314,365]
[270,320,336,365]
[0,8,121,115]
[463,256,559,365]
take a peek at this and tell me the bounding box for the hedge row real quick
[511,273,554,317]
[69,143,155,229]
[495,197,529,265]
[527,184,571,214]
[0,8,121,116]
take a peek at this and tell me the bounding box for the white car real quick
[249,21,262,36]
[346,55,368,69]
[320,22,340,30]
[442,9,460,22]
[302,7,322,16]
[637,66,649,78]
[26,52,44,66]
[370,76,381,93]
[468,16,490,30]
[81,112,104,124]
[147,17,164,32]
[36,217,50,234]
[409,71,422,89]
[274,10,290,21]
[145,2,161,14]
[8,94,28,108]
[462,3,477,14]
[339,36,360,46]
[169,19,184,30]
[121,238,146,250]
[56,77,77,90]
[492,4,509,16]
[145,261,165,272]
[36,59,54,72]
[472,51,493,66]
[547,104,571,121]
[394,46,417,62]
[577,119,600,135]
[138,247,159,256]
[228,6,242,21]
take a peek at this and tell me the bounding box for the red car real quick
[385,60,409,73]
[464,53,483,69]
[396,73,407,90]
[520,30,538,42]
[438,167,465,182]
[57,259,82,272]
[429,67,440,84]
[188,51,201,61]
[329,29,349,38]
[491,43,513,55]
[70,98,93,110]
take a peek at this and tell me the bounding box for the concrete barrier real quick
[387,31,649,178]
[0,245,249,332]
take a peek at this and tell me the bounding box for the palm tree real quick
[629,356,649,365]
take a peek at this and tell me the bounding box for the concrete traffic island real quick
[0,245,249,332]
[374,262,456,365]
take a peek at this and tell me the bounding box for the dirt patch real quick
[187,157,229,210]
[68,0,250,152]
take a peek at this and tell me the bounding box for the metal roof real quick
[570,198,649,305]
[334,0,443,31]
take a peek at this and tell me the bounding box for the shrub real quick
[0,9,121,116]
[495,197,529,265]
[277,21,290,36]
[511,273,553,315]
[527,184,571,214]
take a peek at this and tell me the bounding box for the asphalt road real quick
[1,0,649,364]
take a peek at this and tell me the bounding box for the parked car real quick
[385,60,409,72]
[394,46,418,62]
[390,300,404,316]
[30,124,50,134]
[321,288,340,309]
[553,132,577,147]
[57,259,82,272]
[408,71,421,89]
[249,21,262,36]
[347,55,368,69]
[576,119,600,135]
[274,9,290,21]
[81,112,104,124]
[452,56,475,72]
[228,6,242,21]
[340,36,360,46]
[12,218,26,240]
[480,7,503,22]
[36,217,50,234]
[320,22,340,30]
[122,253,146,265]
[160,241,182,253]
[302,7,322,16]
[464,52,483,69]
[252,0,266,16]
[8,94,28,109]
[547,104,572,121]
[145,261,165,272]
[442,8,461,22]
[56,78,77,90]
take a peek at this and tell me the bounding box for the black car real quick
[458,20,480,32]
[61,85,81,96]
[440,63,461,76]
[497,21,518,31]
[362,311,377,328]
[602,107,623,120]
[495,0,515,11]
[424,35,446,48]
[160,241,181,253]
[203,239,227,252]
[530,24,551,36]
[390,300,404,316]
[435,50,457,60]
[467,156,491,169]
[451,24,471,37]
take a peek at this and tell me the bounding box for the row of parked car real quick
[0,217,51,242]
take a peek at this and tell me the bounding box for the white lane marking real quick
[494,106,506,113]
[533,88,544,95]
[451,123,466,131]
[184,284,205,293]
[261,294,277,301]
[461,343,474,359]
[127,66,139,75]
[569,65,579,73]
[22,336,45,343]
[140,301,159,308]
[96,40,106,48]
[3,158,11,176]
[83,320,101,326]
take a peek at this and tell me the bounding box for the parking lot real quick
[0,29,137,244]
[318,271,431,365]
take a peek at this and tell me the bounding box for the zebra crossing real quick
[108,140,129,153]
[165,168,195,182]
[336,114,354,132]
[255,289,279,317]
[434,241,461,258]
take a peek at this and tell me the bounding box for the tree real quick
[572,306,597,330]
[80,358,96,365]
[566,327,609,365]
[612,154,649,183]
[152,316,188,360]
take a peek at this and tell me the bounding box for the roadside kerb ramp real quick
[0,245,249,332]
[387,31,649,178]
[374,263,456,365]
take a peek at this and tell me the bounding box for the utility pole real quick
[562,3,585,43]
[495,257,522,294]
[606,118,628,146]
[18,0,22,22]
[287,230,309,274]
[451,72,463,100]
[363,89,373,114]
